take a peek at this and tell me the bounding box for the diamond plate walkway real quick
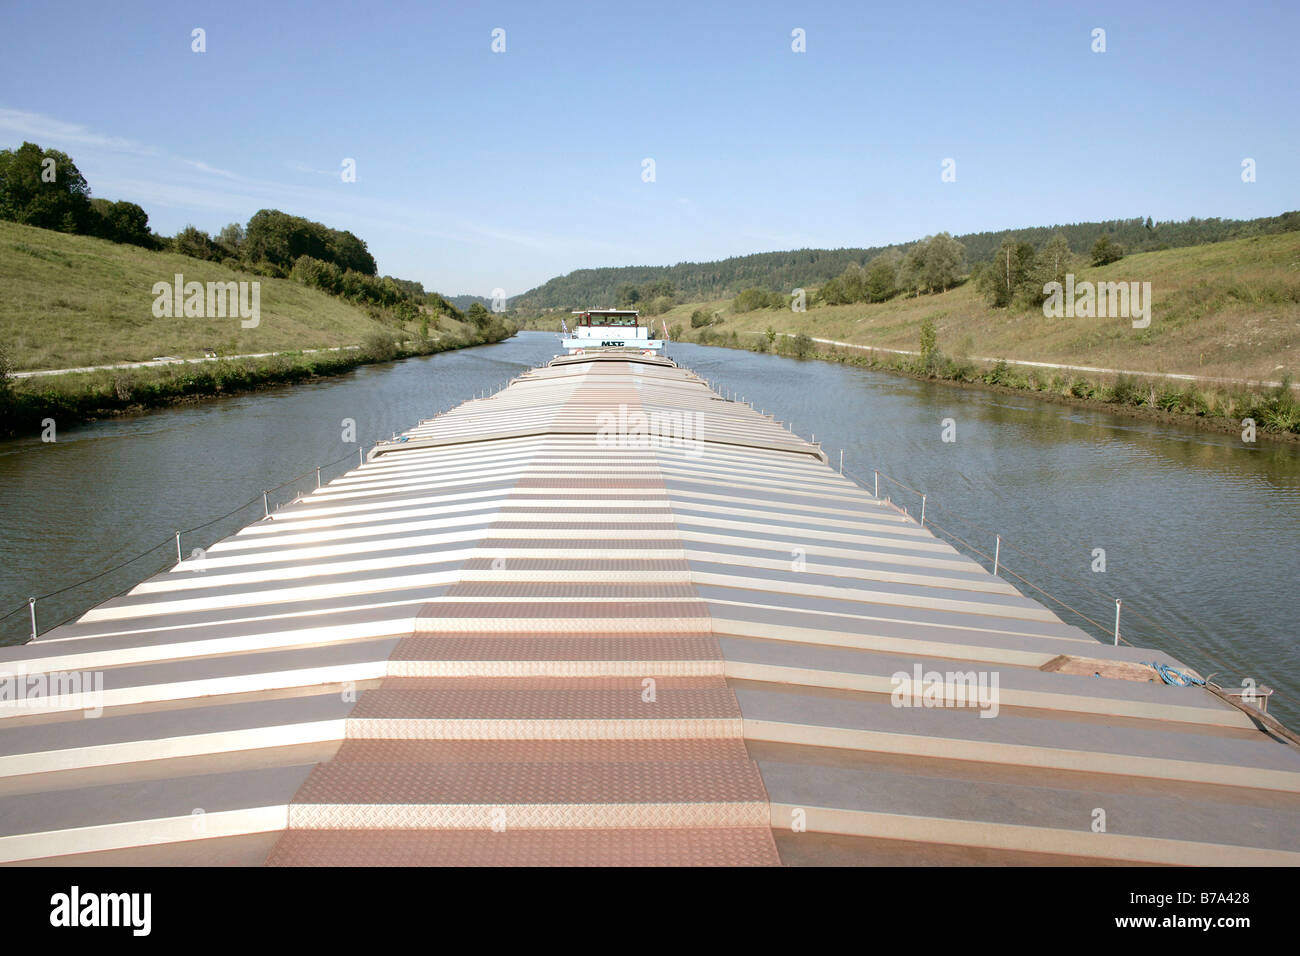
[2,351,1299,866]
[265,361,778,865]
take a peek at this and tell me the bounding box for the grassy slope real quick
[655,232,1300,384]
[0,220,400,370]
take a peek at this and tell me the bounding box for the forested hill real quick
[511,210,1300,311]
[447,294,493,312]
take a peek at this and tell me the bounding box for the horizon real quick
[2,0,1297,297]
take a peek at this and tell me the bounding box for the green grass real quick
[0,219,412,371]
[0,219,517,435]
[0,321,514,437]
[634,231,1300,387]
[562,232,1300,436]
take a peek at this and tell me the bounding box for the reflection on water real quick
[1,331,1296,727]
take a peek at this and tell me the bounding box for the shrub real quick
[918,318,943,374]
[983,359,1011,386]
[111,374,135,402]
[733,288,780,313]
[1091,235,1124,265]
[362,332,399,362]
[1108,374,1142,405]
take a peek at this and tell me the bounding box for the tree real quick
[864,251,899,301]
[244,209,377,274]
[217,222,245,258]
[89,198,152,247]
[291,255,343,293]
[977,237,1037,307]
[0,141,93,232]
[327,229,377,274]
[642,279,675,301]
[896,242,927,295]
[173,225,222,261]
[818,274,848,305]
[733,288,778,312]
[1029,233,1072,306]
[466,302,492,328]
[1091,235,1124,265]
[921,233,965,293]
[839,263,866,302]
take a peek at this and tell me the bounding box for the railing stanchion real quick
[316,466,322,489]
[920,494,926,526]
[874,470,879,498]
[28,597,36,641]
[839,449,844,474]
[175,531,182,564]
[993,535,1001,576]
[1114,599,1122,646]
[263,491,269,517]
[359,447,364,466]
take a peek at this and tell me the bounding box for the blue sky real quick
[1,0,1297,296]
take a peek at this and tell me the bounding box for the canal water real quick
[2,330,1296,727]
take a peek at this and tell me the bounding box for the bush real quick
[173,225,224,261]
[362,332,400,362]
[690,309,711,328]
[1091,235,1124,266]
[1155,387,1181,411]
[983,359,1011,386]
[733,288,781,313]
[1107,374,1142,405]
[919,318,939,372]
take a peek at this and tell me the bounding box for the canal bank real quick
[0,321,517,439]
[674,330,1300,444]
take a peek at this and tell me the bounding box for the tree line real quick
[173,209,377,277]
[0,142,153,246]
[972,232,1130,308]
[512,210,1300,312]
[0,140,462,321]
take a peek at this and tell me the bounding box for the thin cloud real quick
[0,107,154,154]
[3,107,629,287]
[285,160,337,177]
[182,158,238,179]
